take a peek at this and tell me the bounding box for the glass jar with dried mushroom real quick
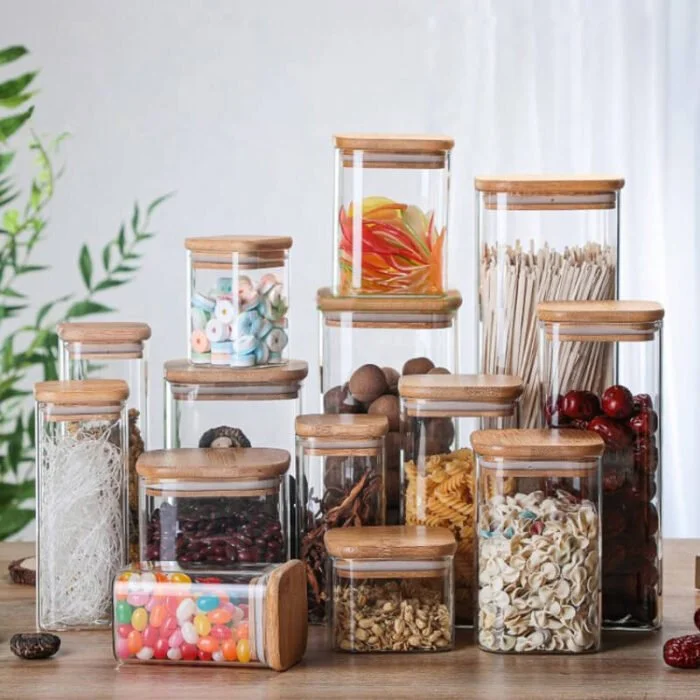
[325,526,456,653]
[399,373,523,626]
[318,287,460,523]
[137,448,290,566]
[57,321,150,563]
[295,414,387,624]
[471,429,604,654]
[537,300,664,630]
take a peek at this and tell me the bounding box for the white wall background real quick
[3,0,699,535]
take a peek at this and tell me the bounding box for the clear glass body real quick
[140,478,287,568]
[187,250,290,366]
[477,189,620,428]
[36,402,128,630]
[60,342,147,563]
[539,320,662,629]
[113,563,276,666]
[329,558,454,652]
[296,436,386,623]
[401,400,518,626]
[333,148,450,296]
[476,458,602,654]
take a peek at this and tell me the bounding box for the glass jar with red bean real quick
[537,300,664,630]
[137,448,290,568]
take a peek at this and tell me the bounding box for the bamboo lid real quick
[334,134,454,153]
[164,359,308,385]
[264,560,308,671]
[295,414,389,440]
[317,288,462,314]
[325,526,457,559]
[34,379,129,405]
[399,374,523,403]
[184,236,293,255]
[474,175,625,194]
[56,322,152,344]
[136,448,290,480]
[537,300,665,324]
[471,429,605,461]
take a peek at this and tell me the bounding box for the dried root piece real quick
[8,557,36,586]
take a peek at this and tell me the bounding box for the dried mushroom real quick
[198,426,251,449]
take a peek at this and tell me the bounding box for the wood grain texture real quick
[33,379,129,404]
[471,428,605,461]
[1,541,700,698]
[164,359,308,385]
[334,133,454,152]
[57,322,151,343]
[317,287,462,313]
[475,174,625,193]
[295,414,389,439]
[184,236,292,254]
[325,526,457,559]
[537,300,665,324]
[399,374,523,402]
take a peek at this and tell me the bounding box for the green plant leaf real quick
[0,46,28,66]
[0,106,34,141]
[27,408,35,446]
[0,479,35,507]
[93,278,126,292]
[0,287,26,298]
[0,151,14,174]
[2,209,19,233]
[102,242,111,271]
[35,294,70,327]
[117,224,125,253]
[0,71,37,99]
[16,264,48,274]
[0,507,34,540]
[0,90,37,109]
[131,202,139,232]
[0,303,27,320]
[78,244,92,290]
[65,300,114,318]
[146,191,174,217]
[114,265,138,273]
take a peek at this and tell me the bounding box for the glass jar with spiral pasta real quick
[398,373,523,626]
[137,448,290,566]
[537,300,664,630]
[471,429,604,654]
[113,560,307,670]
[333,134,452,296]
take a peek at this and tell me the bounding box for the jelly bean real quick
[131,607,148,632]
[197,596,219,613]
[181,643,198,661]
[145,595,162,613]
[160,616,178,640]
[176,598,196,622]
[208,606,233,625]
[212,650,224,663]
[166,596,181,615]
[231,605,245,623]
[137,646,154,661]
[211,625,232,641]
[167,647,182,661]
[116,601,133,625]
[127,593,150,607]
[169,572,191,584]
[142,625,159,648]
[238,604,249,620]
[149,604,167,628]
[116,637,130,659]
[168,630,184,648]
[236,638,251,664]
[127,630,143,655]
[198,650,213,662]
[117,624,132,639]
[234,622,249,642]
[154,638,169,660]
[181,622,199,645]
[197,636,219,654]
[118,571,135,582]
[141,572,156,586]
[193,613,211,637]
[222,639,237,662]
[155,571,169,583]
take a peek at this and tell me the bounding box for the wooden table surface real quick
[1,541,699,699]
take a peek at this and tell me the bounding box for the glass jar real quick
[326,526,455,653]
[333,133,453,296]
[398,374,523,626]
[137,447,290,566]
[34,379,129,630]
[295,414,388,623]
[537,300,664,630]
[476,175,624,428]
[471,429,604,654]
[57,321,150,562]
[185,236,292,367]
[113,560,307,670]
[318,287,461,523]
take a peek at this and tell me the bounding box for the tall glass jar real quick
[398,374,523,626]
[471,429,604,654]
[318,287,461,523]
[475,175,624,428]
[34,379,129,630]
[295,414,388,624]
[333,134,453,296]
[537,300,664,630]
[185,236,292,367]
[57,321,150,562]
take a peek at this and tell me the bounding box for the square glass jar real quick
[333,134,452,296]
[185,236,291,367]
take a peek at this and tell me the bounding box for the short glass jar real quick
[185,236,292,367]
[333,133,453,296]
[57,321,151,562]
[318,287,461,522]
[325,526,456,653]
[398,373,523,626]
[113,560,307,671]
[537,300,664,630]
[475,175,623,428]
[295,414,388,623]
[471,429,604,654]
[34,380,129,630]
[137,447,290,566]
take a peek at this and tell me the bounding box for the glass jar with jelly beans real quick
[185,235,292,367]
[137,448,290,565]
[113,560,308,671]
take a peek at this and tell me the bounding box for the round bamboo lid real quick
[317,288,462,314]
[537,300,665,324]
[334,134,454,153]
[399,374,523,402]
[184,236,292,255]
[34,379,129,405]
[136,447,290,480]
[295,414,389,440]
[474,175,625,194]
[164,359,308,385]
[325,526,457,560]
[471,429,605,461]
[56,322,151,344]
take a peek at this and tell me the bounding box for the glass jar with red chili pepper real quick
[537,300,664,630]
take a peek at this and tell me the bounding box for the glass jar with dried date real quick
[537,300,664,630]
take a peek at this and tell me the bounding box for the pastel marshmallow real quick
[215,298,235,323]
[211,352,232,366]
[232,334,257,356]
[216,277,233,294]
[264,327,288,354]
[230,353,256,367]
[206,319,231,342]
[191,307,210,331]
[191,330,211,354]
[236,310,258,337]
[254,343,270,365]
[258,273,281,295]
[192,292,216,312]
[211,341,233,354]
